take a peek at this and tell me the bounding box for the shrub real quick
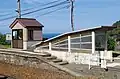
[107,37,116,50]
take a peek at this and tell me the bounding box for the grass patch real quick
[0,44,11,49]
[3,45,11,48]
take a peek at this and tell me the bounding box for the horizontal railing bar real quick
[81,35,92,38]
[52,47,68,49]
[71,42,92,45]
[53,39,68,45]
[40,45,49,48]
[81,42,92,44]
[71,36,80,40]
[70,35,92,40]
[95,33,105,36]
[71,48,92,51]
[53,43,68,47]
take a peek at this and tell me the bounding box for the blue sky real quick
[0,0,120,34]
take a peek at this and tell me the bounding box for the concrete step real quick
[40,54,51,57]
[39,53,51,57]
[58,61,69,65]
[53,59,62,63]
[45,56,57,60]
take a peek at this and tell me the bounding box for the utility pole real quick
[16,0,21,18]
[69,0,74,31]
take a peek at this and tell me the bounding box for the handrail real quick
[53,39,68,45]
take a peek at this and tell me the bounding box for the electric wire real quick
[0,1,69,21]
[22,1,69,16]
[35,5,70,18]
[0,0,62,17]
[22,0,63,12]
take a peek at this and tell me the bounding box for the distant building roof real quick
[10,18,44,28]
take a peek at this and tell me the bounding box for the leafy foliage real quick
[107,37,116,50]
[113,20,120,27]
[0,33,10,45]
[106,20,120,50]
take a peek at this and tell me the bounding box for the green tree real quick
[107,20,120,50]
[113,20,120,27]
[0,33,8,45]
[107,20,120,36]
[112,20,120,41]
[107,37,116,50]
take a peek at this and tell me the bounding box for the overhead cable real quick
[35,5,70,17]
[0,1,69,21]
[22,0,62,12]
[22,1,69,16]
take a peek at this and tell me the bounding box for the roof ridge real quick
[10,18,44,28]
[16,18,36,20]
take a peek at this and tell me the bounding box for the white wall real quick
[12,23,24,29]
[27,41,42,49]
[41,49,99,66]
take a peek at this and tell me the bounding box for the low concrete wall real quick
[96,51,113,61]
[34,49,112,66]
[0,53,43,68]
[42,49,99,66]
[27,41,42,49]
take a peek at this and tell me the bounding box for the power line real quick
[0,5,69,26]
[0,0,61,17]
[0,16,17,21]
[22,0,62,12]
[0,13,13,17]
[0,1,69,21]
[0,0,65,17]
[0,9,15,12]
[22,1,69,16]
[35,5,70,18]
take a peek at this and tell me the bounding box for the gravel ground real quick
[0,61,76,79]
[0,61,98,79]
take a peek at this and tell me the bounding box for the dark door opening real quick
[12,29,23,49]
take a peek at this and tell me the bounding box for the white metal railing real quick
[53,43,68,47]
[39,33,93,52]
[53,39,68,45]
[52,47,68,50]
[40,45,49,48]
[88,52,120,70]
[71,46,91,50]
[71,42,92,45]
[81,34,92,38]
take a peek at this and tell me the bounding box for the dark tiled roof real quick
[10,18,44,28]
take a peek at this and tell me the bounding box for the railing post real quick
[92,31,95,54]
[89,54,91,70]
[105,32,108,60]
[49,42,52,51]
[80,34,81,49]
[68,36,71,52]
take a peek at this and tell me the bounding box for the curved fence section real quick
[34,26,116,67]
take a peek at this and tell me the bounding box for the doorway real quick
[12,29,23,49]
